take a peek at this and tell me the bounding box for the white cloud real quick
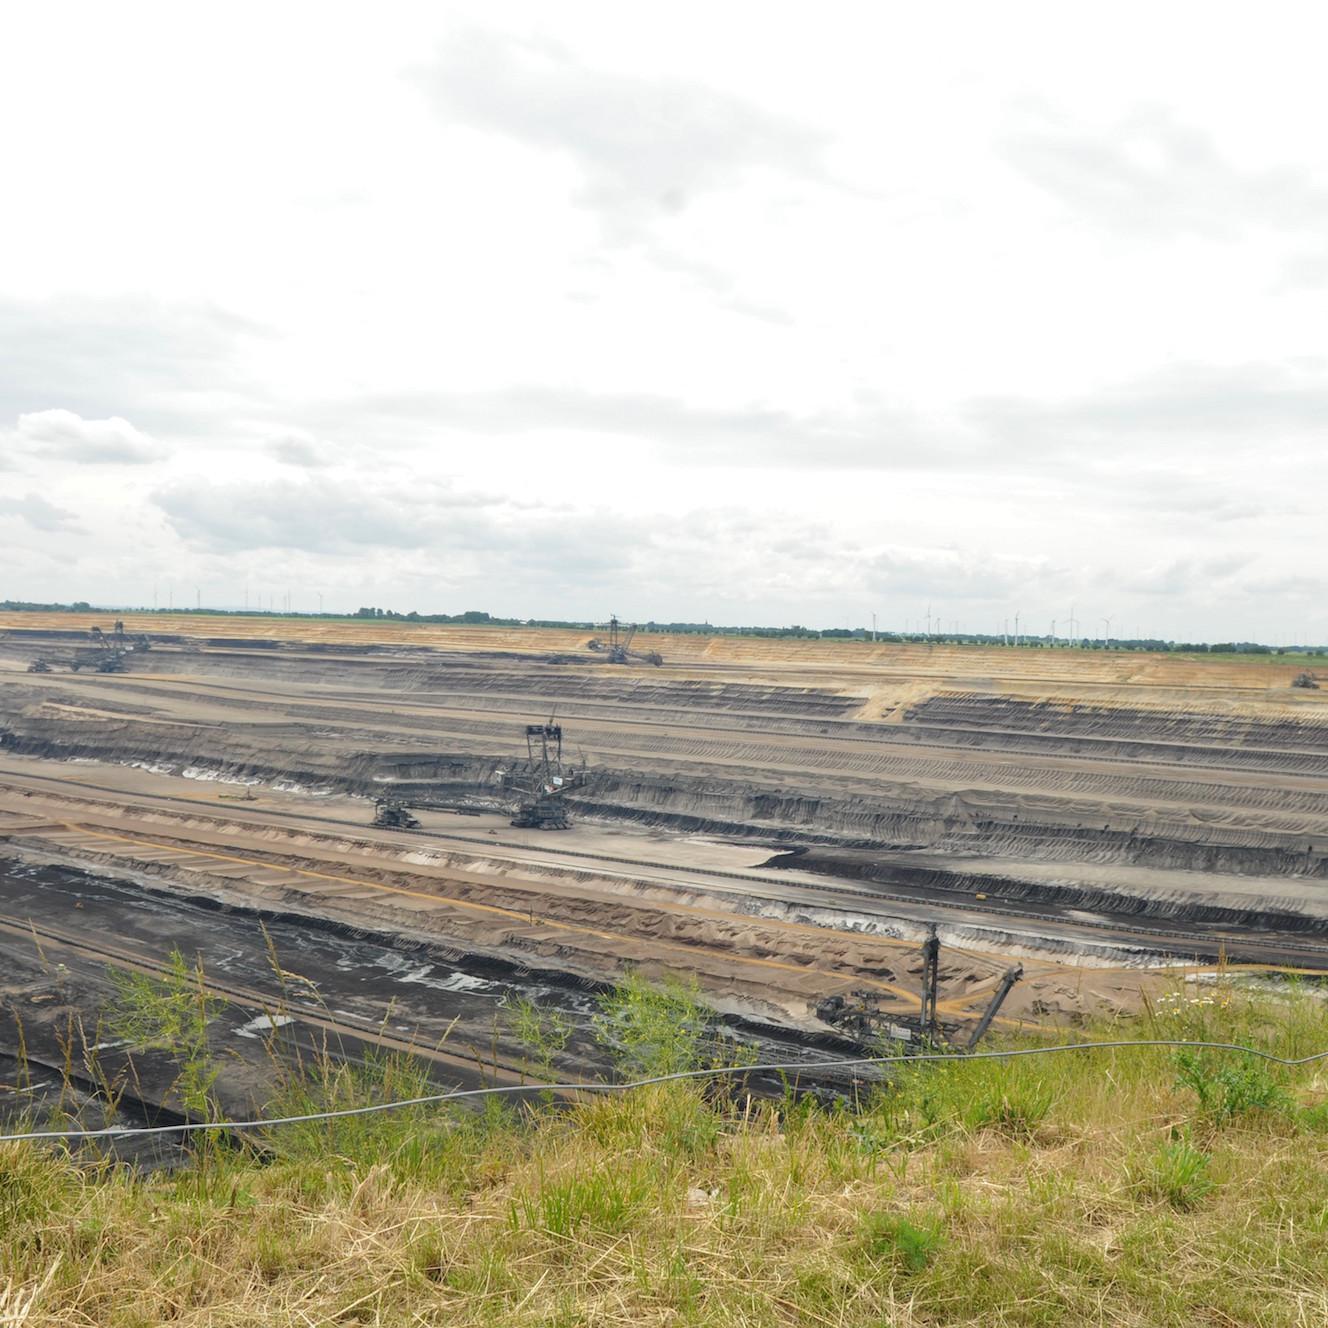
[331,385,935,469]
[2,4,1328,641]
[6,409,168,464]
[1122,556,1250,598]
[1003,105,1328,240]
[151,477,495,553]
[0,294,261,431]
[266,433,332,468]
[968,362,1328,459]
[414,29,828,241]
[0,492,78,531]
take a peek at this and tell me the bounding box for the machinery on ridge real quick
[372,798,421,830]
[817,926,1023,1051]
[587,616,662,667]
[498,718,584,830]
[70,623,152,674]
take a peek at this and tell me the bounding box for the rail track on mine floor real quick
[3,766,1328,971]
[0,911,894,1115]
[0,913,538,1091]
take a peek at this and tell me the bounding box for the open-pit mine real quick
[3,612,1327,1127]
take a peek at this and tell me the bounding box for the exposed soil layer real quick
[0,855,869,1130]
[4,627,1327,885]
[1,616,1326,1064]
[766,848,1328,943]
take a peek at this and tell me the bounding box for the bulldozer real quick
[372,798,420,830]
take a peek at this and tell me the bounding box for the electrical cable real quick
[2,1038,1326,1144]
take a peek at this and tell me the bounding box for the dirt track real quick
[2,615,1326,1051]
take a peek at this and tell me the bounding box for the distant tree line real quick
[2,601,1322,655]
[2,599,93,612]
[352,607,529,624]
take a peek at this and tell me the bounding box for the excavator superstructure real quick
[586,616,662,666]
[498,719,584,830]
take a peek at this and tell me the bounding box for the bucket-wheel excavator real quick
[497,719,584,829]
[586,615,662,666]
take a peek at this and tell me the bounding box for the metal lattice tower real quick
[499,720,584,830]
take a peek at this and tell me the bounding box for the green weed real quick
[504,994,572,1085]
[858,1209,946,1272]
[509,1160,657,1237]
[593,971,712,1077]
[875,1054,1059,1143]
[1174,1050,1292,1124]
[6,968,1328,1326]
[1135,1133,1214,1210]
[965,1076,1056,1138]
[106,949,224,1123]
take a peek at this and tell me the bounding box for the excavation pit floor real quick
[3,618,1327,1119]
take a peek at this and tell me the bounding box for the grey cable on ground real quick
[2,1039,1326,1145]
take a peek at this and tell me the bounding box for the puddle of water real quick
[271,779,333,796]
[234,1013,295,1039]
[350,949,498,996]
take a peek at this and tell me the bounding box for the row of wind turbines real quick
[899,605,1120,647]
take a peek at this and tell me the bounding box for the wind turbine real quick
[1101,616,1112,649]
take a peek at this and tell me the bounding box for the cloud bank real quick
[8,409,168,464]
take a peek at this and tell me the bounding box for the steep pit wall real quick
[4,638,1328,897]
[574,772,1328,878]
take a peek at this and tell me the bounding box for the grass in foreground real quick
[3,977,1328,1326]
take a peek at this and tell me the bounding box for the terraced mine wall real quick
[3,611,1322,688]
[576,778,1328,878]
[763,849,1328,936]
[2,627,1327,896]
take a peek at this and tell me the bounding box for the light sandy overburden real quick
[4,611,1325,691]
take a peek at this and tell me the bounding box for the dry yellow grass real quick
[4,980,1328,1327]
[3,610,1324,694]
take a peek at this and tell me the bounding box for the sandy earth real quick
[1,616,1326,1052]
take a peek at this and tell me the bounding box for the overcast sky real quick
[2,2,1326,640]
